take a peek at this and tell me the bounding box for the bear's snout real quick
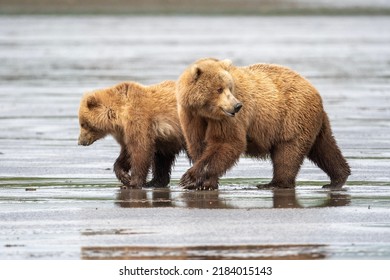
[234,103,243,113]
[78,136,93,146]
[78,138,89,146]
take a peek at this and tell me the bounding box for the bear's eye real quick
[81,122,93,131]
[217,87,224,94]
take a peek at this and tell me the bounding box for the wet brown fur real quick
[176,58,350,190]
[78,81,185,188]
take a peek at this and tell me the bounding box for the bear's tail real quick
[308,113,351,188]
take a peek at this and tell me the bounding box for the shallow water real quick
[0,15,390,259]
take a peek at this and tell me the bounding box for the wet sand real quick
[0,15,390,259]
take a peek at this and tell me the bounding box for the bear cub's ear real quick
[107,108,116,120]
[87,96,99,110]
[220,59,232,69]
[191,65,202,81]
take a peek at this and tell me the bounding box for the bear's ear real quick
[191,65,202,81]
[220,59,232,69]
[107,108,116,120]
[87,96,99,110]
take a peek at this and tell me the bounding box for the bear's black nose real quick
[234,103,243,113]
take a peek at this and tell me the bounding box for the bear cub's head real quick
[177,58,242,120]
[78,83,128,146]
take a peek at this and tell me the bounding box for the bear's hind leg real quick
[257,141,306,189]
[308,115,351,188]
[146,151,177,188]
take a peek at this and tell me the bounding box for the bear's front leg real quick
[179,169,198,189]
[114,147,132,187]
[121,123,155,188]
[180,139,244,191]
[126,140,154,189]
[179,110,207,162]
[180,168,219,190]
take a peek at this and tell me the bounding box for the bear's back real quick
[245,63,320,101]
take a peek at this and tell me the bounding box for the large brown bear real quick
[176,58,350,190]
[78,81,185,188]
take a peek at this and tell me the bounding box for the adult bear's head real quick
[177,58,242,120]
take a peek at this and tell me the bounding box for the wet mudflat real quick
[0,15,390,259]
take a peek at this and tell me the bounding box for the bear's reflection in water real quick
[82,243,326,260]
[115,187,350,209]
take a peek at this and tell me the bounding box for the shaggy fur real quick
[78,81,185,188]
[176,58,350,190]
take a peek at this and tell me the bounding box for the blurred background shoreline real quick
[1,0,390,15]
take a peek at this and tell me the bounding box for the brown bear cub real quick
[78,81,185,188]
[176,58,350,190]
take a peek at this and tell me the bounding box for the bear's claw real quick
[322,178,347,189]
[117,172,132,187]
[180,170,219,190]
[180,171,196,187]
[196,186,216,191]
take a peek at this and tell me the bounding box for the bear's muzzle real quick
[234,103,243,113]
